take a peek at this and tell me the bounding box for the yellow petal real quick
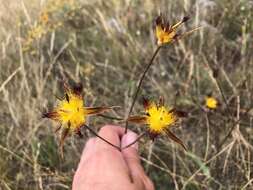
[205,97,218,109]
[155,25,164,39]
[157,30,176,45]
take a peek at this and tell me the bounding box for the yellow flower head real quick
[205,97,218,109]
[47,87,85,131]
[155,15,199,46]
[145,102,178,133]
[127,97,187,150]
[40,11,49,25]
[43,83,113,147]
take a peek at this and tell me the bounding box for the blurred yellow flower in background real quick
[22,0,79,53]
[205,97,218,109]
[39,11,49,25]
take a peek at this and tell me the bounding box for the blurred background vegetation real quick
[0,0,253,189]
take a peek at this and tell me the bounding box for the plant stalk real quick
[125,46,161,133]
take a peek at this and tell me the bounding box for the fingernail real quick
[121,131,138,150]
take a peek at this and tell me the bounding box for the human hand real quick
[72,125,154,190]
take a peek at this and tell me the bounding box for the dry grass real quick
[0,0,253,189]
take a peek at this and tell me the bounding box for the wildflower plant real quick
[43,82,120,154]
[125,14,200,133]
[43,14,199,155]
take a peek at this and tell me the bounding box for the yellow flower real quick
[127,97,187,150]
[146,102,178,133]
[205,97,218,109]
[43,83,114,147]
[40,11,49,25]
[155,15,200,46]
[28,25,45,39]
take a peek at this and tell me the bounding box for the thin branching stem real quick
[83,124,121,151]
[97,114,123,121]
[125,46,161,133]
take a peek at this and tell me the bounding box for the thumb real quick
[121,131,142,171]
[121,131,143,176]
[121,132,154,190]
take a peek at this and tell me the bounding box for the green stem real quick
[125,46,161,133]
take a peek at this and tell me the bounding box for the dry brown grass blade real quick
[0,67,21,93]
